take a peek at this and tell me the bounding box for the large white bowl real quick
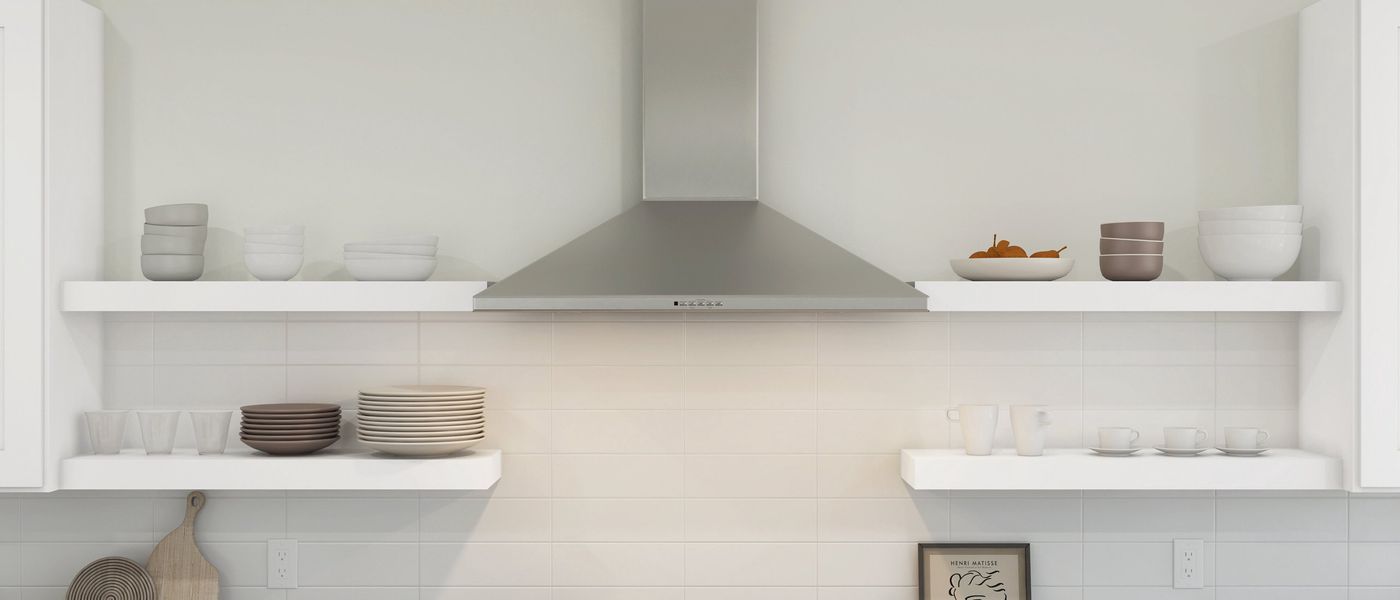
[1198,205,1302,222]
[1198,234,1302,281]
[1198,220,1303,236]
[141,234,204,255]
[245,241,303,254]
[949,258,1074,281]
[345,257,437,281]
[244,233,304,246]
[345,251,442,260]
[244,252,303,281]
[343,243,438,256]
[142,254,204,281]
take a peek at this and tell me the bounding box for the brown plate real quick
[242,403,341,415]
[240,432,339,442]
[239,419,340,430]
[241,427,340,437]
[243,437,337,456]
[243,415,340,425]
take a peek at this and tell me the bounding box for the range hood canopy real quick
[472,0,927,311]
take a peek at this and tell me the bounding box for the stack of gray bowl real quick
[142,204,208,281]
[1100,221,1164,281]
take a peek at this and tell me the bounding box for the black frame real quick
[917,543,1032,600]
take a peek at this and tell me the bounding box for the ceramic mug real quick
[1164,426,1208,450]
[1098,427,1139,450]
[189,410,233,455]
[1224,427,1269,450]
[137,411,181,455]
[1010,405,1052,456]
[947,404,999,456]
[84,410,129,455]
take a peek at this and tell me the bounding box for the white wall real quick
[100,0,1306,282]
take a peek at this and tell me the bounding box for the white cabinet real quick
[0,0,102,489]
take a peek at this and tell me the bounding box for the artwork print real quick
[918,544,1030,600]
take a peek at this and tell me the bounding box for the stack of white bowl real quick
[142,203,208,281]
[244,225,305,281]
[344,235,438,281]
[1197,205,1303,281]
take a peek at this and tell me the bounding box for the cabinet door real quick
[1357,0,1400,487]
[0,0,45,487]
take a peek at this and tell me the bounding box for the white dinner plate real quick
[355,414,485,423]
[357,400,485,410]
[358,433,485,443]
[357,406,484,416]
[359,385,484,398]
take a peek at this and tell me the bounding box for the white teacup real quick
[947,404,999,456]
[1098,427,1139,450]
[1164,427,1207,450]
[1224,427,1269,449]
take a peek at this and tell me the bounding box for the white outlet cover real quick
[1173,538,1204,589]
[268,539,298,589]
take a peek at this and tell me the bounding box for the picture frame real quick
[918,543,1031,600]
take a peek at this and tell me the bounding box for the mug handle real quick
[1257,430,1270,445]
[1038,410,1052,426]
[1195,430,1208,446]
[945,408,961,423]
[1129,429,1140,443]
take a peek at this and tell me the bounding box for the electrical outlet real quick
[1174,538,1204,589]
[267,539,298,589]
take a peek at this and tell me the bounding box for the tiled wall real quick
[14,311,1388,598]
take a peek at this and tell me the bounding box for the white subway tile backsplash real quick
[1083,366,1214,409]
[816,321,948,365]
[554,322,684,365]
[420,322,551,365]
[552,543,682,586]
[816,498,949,542]
[684,544,817,586]
[286,365,419,407]
[685,455,817,498]
[286,498,418,542]
[817,366,948,410]
[1349,543,1400,586]
[1350,498,1400,541]
[552,366,683,410]
[153,365,286,409]
[286,321,417,364]
[420,543,552,587]
[552,499,683,542]
[1216,366,1298,409]
[949,497,1082,542]
[418,498,552,542]
[815,543,912,586]
[1217,498,1347,542]
[688,411,817,454]
[687,366,817,410]
[686,322,817,366]
[685,499,818,542]
[300,543,419,587]
[104,321,153,366]
[1216,322,1297,366]
[817,410,945,454]
[552,454,685,498]
[949,366,1081,408]
[153,321,285,365]
[1215,543,1348,586]
[950,321,1082,365]
[1082,321,1214,365]
[554,411,683,454]
[19,498,153,542]
[19,542,152,586]
[1082,498,1214,541]
[1082,542,1174,586]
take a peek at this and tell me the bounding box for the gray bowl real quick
[1100,238,1164,255]
[1100,254,1163,281]
[1100,222,1165,241]
[144,223,208,244]
[141,254,204,281]
[141,234,205,255]
[144,203,208,226]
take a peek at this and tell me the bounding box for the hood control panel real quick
[674,299,724,308]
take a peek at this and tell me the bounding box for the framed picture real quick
[918,543,1031,600]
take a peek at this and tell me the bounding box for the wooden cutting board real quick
[147,491,220,600]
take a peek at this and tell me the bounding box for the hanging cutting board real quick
[147,491,220,600]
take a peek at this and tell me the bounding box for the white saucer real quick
[1089,447,1142,456]
[1154,446,1208,456]
[1216,447,1269,456]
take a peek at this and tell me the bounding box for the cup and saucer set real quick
[1089,426,1271,457]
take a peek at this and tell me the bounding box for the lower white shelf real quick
[59,448,501,490]
[913,281,1342,312]
[900,448,1341,490]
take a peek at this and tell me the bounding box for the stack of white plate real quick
[244,225,305,281]
[343,235,438,281]
[142,204,208,281]
[356,384,485,456]
[1197,205,1303,281]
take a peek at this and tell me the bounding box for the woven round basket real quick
[66,556,156,600]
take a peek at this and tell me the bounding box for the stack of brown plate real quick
[357,385,485,457]
[240,403,341,455]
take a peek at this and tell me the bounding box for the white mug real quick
[189,410,233,455]
[1224,427,1269,449]
[1010,405,1052,456]
[1098,427,1140,450]
[1164,426,1208,450]
[138,411,181,455]
[84,410,129,455]
[947,404,999,456]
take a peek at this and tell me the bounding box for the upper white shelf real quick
[901,448,1341,490]
[914,281,1342,312]
[61,281,488,312]
[59,448,502,490]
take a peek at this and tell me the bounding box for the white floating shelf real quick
[61,281,488,312]
[60,448,501,490]
[914,281,1342,312]
[901,448,1340,490]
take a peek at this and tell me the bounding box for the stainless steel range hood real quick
[472,0,927,311]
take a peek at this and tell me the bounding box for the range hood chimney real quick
[472,0,928,311]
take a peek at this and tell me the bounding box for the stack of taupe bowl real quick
[240,403,341,455]
[357,385,486,456]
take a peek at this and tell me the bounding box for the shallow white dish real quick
[354,234,438,246]
[343,243,438,256]
[950,258,1074,281]
[361,438,482,457]
[1198,234,1302,281]
[345,251,442,260]
[1198,205,1302,222]
[361,385,485,397]
[358,408,482,418]
[244,241,304,254]
[245,225,305,235]
[244,233,304,246]
[358,393,485,402]
[1216,447,1270,456]
[1089,447,1142,456]
[355,413,485,423]
[144,223,208,242]
[358,431,485,442]
[1198,220,1303,236]
[141,234,204,255]
[345,257,437,281]
[357,400,485,411]
[141,254,204,281]
[359,422,485,433]
[1154,446,1209,456]
[244,252,303,281]
[144,203,208,226]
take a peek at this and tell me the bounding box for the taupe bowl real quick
[144,203,208,226]
[1100,221,1165,241]
[1100,254,1163,281]
[1100,238,1164,254]
[141,254,204,281]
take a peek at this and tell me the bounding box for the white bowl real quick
[144,224,208,242]
[949,258,1074,281]
[245,225,305,235]
[245,241,304,254]
[141,234,204,255]
[353,234,438,246]
[342,243,438,257]
[345,257,437,281]
[1198,220,1303,236]
[1198,205,1302,222]
[244,252,303,281]
[144,203,209,226]
[141,254,204,281]
[345,251,441,260]
[244,233,304,246]
[1198,234,1302,281]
